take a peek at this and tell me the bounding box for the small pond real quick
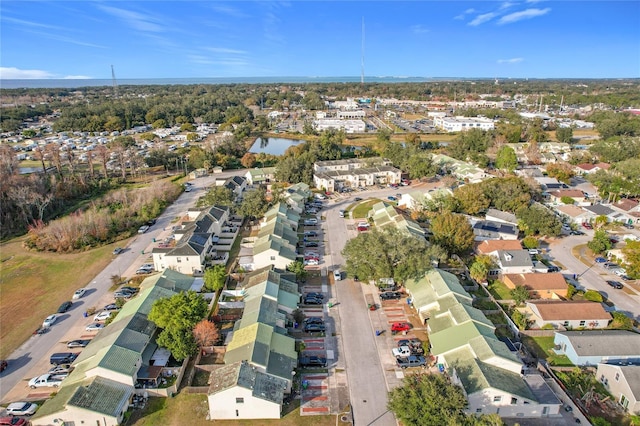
[249,137,306,155]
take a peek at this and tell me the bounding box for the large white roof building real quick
[433,116,495,133]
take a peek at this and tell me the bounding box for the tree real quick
[469,255,495,284]
[621,240,640,279]
[204,265,226,293]
[560,196,575,205]
[148,291,208,360]
[342,228,444,284]
[588,230,612,255]
[240,152,257,168]
[287,260,308,282]
[545,163,575,184]
[388,373,468,426]
[512,310,529,330]
[454,184,489,215]
[556,127,573,144]
[584,289,604,303]
[510,285,530,305]
[430,212,474,256]
[516,203,562,236]
[521,236,539,249]
[193,319,220,348]
[236,187,269,219]
[495,145,517,172]
[197,185,234,208]
[609,311,634,330]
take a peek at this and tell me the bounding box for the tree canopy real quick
[341,227,445,284]
[197,185,235,208]
[148,291,209,361]
[495,145,518,172]
[516,203,562,237]
[236,186,270,219]
[587,230,612,255]
[203,265,227,293]
[430,212,475,256]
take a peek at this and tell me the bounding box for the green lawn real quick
[487,280,513,301]
[350,199,380,219]
[521,335,574,366]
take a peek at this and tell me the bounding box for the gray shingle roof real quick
[558,330,640,357]
[496,250,534,268]
[584,204,615,216]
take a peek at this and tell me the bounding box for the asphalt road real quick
[0,169,245,403]
[546,232,640,321]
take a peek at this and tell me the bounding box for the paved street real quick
[0,169,245,403]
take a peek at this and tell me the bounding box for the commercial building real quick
[313,118,365,133]
[433,116,495,133]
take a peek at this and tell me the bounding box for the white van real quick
[333,270,342,281]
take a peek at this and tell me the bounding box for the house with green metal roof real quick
[368,201,426,238]
[208,361,288,419]
[32,376,133,426]
[243,268,300,314]
[245,167,277,185]
[283,182,311,213]
[252,233,298,271]
[398,187,454,211]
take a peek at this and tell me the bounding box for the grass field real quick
[0,236,129,359]
[127,393,337,426]
[521,335,573,367]
[350,199,380,219]
[487,280,513,301]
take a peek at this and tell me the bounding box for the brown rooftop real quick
[476,240,523,254]
[504,273,567,291]
[528,300,611,321]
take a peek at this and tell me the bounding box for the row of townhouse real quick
[555,200,640,226]
[252,201,301,271]
[312,157,402,192]
[32,271,200,425]
[208,267,300,419]
[405,269,562,418]
[552,330,640,414]
[431,154,491,183]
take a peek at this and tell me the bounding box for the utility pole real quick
[111,65,119,98]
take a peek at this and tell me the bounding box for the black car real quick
[380,291,402,300]
[120,286,139,294]
[303,297,323,305]
[305,292,324,300]
[304,317,324,325]
[606,280,623,289]
[305,242,319,247]
[304,323,326,333]
[354,197,362,201]
[299,356,327,367]
[67,339,91,348]
[104,303,121,311]
[547,266,561,272]
[57,301,73,313]
[570,230,585,235]
[146,219,157,226]
[304,231,318,237]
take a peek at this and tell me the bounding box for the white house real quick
[313,158,401,192]
[491,250,534,275]
[553,330,640,366]
[208,361,287,420]
[597,363,640,414]
[525,301,611,329]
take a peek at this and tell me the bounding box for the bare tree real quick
[33,145,48,174]
[45,144,63,177]
[95,145,110,178]
[193,319,220,348]
[86,149,96,179]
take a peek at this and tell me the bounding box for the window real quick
[270,256,276,261]
[579,320,586,327]
[176,257,182,263]
[236,410,239,417]
[563,321,570,327]
[511,397,518,405]
[236,397,244,404]
[615,372,620,381]
[476,408,482,413]
[543,407,549,415]
[493,396,502,402]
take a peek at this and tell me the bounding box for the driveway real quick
[0,169,247,403]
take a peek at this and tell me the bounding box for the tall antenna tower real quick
[111,65,119,98]
[361,17,365,85]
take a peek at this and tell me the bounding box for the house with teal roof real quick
[245,166,277,185]
[368,201,426,239]
[404,269,473,323]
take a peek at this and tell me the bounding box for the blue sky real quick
[1,1,639,79]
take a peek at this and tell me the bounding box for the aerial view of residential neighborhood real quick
[1,1,639,426]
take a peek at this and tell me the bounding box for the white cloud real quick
[498,8,551,24]
[499,2,515,10]
[454,8,476,20]
[0,67,54,79]
[2,16,64,31]
[497,58,524,64]
[206,47,247,55]
[468,12,498,26]
[209,4,249,19]
[410,25,429,34]
[97,5,164,33]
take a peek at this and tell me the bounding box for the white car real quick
[93,311,113,322]
[5,401,38,416]
[304,259,319,266]
[72,288,87,299]
[137,225,150,234]
[333,270,342,281]
[42,314,58,328]
[85,323,105,331]
[29,373,62,389]
[392,346,411,358]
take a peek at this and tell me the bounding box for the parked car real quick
[72,288,87,299]
[67,339,91,348]
[391,322,411,333]
[305,292,324,300]
[0,416,27,425]
[299,356,327,367]
[146,219,157,226]
[380,291,402,300]
[396,355,427,369]
[570,230,585,235]
[547,266,561,273]
[112,247,124,255]
[104,303,121,311]
[49,352,78,365]
[114,290,134,299]
[613,268,627,277]
[582,222,593,229]
[135,268,153,275]
[603,262,620,269]
[392,346,412,357]
[120,286,139,294]
[304,317,324,325]
[85,323,105,331]
[57,301,73,313]
[42,314,58,328]
[623,223,634,229]
[49,364,72,375]
[387,196,397,201]
[606,280,623,289]
[354,197,362,201]
[304,323,326,333]
[304,241,319,248]
[29,374,62,389]
[303,218,318,226]
[303,296,323,305]
[528,249,539,255]
[93,311,113,322]
[397,338,424,354]
[304,231,318,237]
[595,257,607,263]
[137,225,150,234]
[4,402,38,416]
[0,359,7,372]
[333,270,342,281]
[303,259,319,266]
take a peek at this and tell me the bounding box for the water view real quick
[249,137,306,156]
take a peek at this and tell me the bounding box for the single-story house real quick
[485,209,518,226]
[596,363,640,414]
[476,240,523,255]
[575,163,610,175]
[398,188,453,211]
[555,205,592,225]
[553,330,640,366]
[208,361,287,419]
[502,273,568,300]
[525,300,611,329]
[583,204,625,223]
[491,250,534,275]
[473,220,519,241]
[547,189,588,205]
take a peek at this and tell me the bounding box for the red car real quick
[0,417,27,426]
[582,222,593,230]
[391,322,411,333]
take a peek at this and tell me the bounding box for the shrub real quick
[584,290,604,303]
